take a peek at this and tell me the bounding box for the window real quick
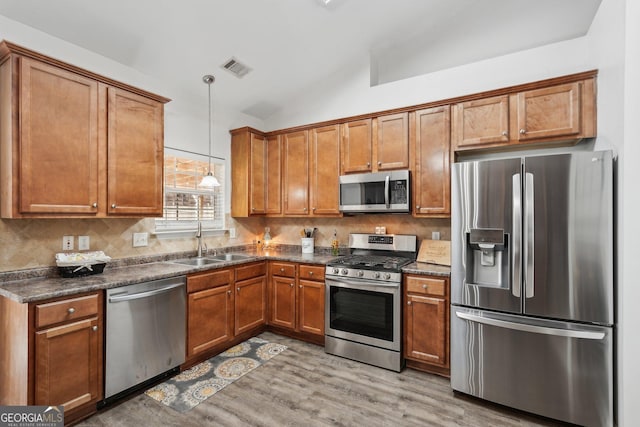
[155,150,225,234]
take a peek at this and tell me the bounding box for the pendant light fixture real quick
[199,74,221,188]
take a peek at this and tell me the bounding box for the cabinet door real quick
[298,279,325,336]
[19,57,100,214]
[107,87,164,216]
[516,82,581,141]
[249,133,266,214]
[341,119,372,174]
[310,125,341,216]
[270,275,296,330]
[452,95,509,149]
[404,294,448,367]
[235,275,267,335]
[35,317,101,410]
[282,130,309,215]
[375,113,409,170]
[266,134,282,215]
[412,107,450,216]
[188,285,233,357]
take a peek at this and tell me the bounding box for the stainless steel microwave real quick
[339,170,410,213]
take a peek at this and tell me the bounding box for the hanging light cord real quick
[205,74,215,174]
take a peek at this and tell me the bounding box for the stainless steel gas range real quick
[325,233,417,372]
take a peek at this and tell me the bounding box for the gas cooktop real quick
[328,255,413,272]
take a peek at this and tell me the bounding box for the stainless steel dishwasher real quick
[104,276,186,400]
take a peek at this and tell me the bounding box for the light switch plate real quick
[229,228,236,239]
[133,232,149,247]
[78,236,90,251]
[431,231,441,240]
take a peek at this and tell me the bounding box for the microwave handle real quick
[384,175,390,207]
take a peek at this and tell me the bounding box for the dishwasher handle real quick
[108,282,184,303]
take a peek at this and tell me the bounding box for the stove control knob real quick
[333,268,340,274]
[357,270,364,277]
[384,273,392,280]
[374,272,381,279]
[341,269,349,275]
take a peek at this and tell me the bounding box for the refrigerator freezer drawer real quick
[451,306,613,427]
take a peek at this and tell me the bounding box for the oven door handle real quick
[326,276,399,291]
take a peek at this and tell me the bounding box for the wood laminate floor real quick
[78,332,565,427]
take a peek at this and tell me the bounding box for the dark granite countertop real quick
[0,250,450,303]
[402,262,451,277]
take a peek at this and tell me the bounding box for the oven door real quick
[325,276,401,351]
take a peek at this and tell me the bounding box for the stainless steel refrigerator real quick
[450,151,614,427]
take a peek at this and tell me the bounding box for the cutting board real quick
[417,240,451,266]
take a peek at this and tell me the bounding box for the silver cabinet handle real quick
[502,131,508,136]
[407,301,412,306]
[92,202,98,208]
[422,284,427,289]
[378,161,382,166]
[299,284,302,288]
[289,283,294,288]
[519,129,526,134]
[237,287,240,293]
[416,205,421,209]
[309,271,314,276]
[312,207,316,211]
[92,326,98,332]
[366,162,370,167]
[227,290,231,295]
[111,204,117,208]
[280,267,285,272]
[67,307,75,314]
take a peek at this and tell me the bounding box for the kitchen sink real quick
[208,253,253,261]
[170,257,223,267]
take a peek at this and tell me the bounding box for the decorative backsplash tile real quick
[0,214,449,273]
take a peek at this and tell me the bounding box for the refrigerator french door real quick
[450,151,613,427]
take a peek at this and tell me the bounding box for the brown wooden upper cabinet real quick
[410,106,451,217]
[0,41,169,218]
[341,113,409,174]
[231,129,282,217]
[309,124,341,216]
[282,130,310,215]
[452,78,595,152]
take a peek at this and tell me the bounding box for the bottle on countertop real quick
[331,229,339,256]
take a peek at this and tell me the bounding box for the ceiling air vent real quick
[221,57,252,78]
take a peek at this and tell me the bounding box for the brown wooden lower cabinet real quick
[268,262,325,343]
[185,262,267,366]
[186,269,234,358]
[0,292,104,425]
[403,274,450,376]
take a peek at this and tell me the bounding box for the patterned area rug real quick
[145,337,287,412]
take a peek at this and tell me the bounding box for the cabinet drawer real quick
[405,276,447,297]
[187,269,233,293]
[271,262,296,278]
[35,293,99,329]
[299,264,325,281]
[235,262,267,281]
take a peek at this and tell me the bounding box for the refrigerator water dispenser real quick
[466,229,509,288]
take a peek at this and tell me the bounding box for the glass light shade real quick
[199,172,220,188]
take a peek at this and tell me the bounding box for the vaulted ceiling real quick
[0,0,602,121]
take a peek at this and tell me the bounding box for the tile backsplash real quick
[0,214,450,273]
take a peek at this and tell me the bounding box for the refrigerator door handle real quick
[512,173,522,298]
[455,311,605,340]
[524,173,535,298]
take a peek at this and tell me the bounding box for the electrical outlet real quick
[431,231,441,240]
[78,236,90,251]
[133,232,148,247]
[229,227,237,239]
[62,235,74,251]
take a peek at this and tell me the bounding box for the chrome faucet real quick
[196,222,204,258]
